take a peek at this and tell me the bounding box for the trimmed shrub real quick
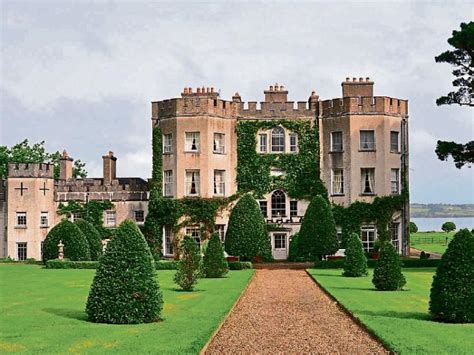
[45,259,98,269]
[86,220,163,324]
[225,193,272,262]
[74,219,103,261]
[174,236,202,291]
[154,260,179,270]
[287,233,299,262]
[343,233,368,277]
[429,229,474,323]
[298,195,339,260]
[228,261,253,270]
[409,221,418,234]
[441,221,456,233]
[372,242,406,291]
[315,258,442,269]
[42,220,90,262]
[203,233,228,278]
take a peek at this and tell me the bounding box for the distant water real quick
[411,217,474,232]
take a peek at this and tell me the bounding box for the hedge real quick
[314,258,442,269]
[228,261,253,270]
[154,260,180,270]
[42,219,90,262]
[45,259,99,269]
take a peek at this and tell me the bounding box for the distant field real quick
[411,204,474,218]
[410,232,454,254]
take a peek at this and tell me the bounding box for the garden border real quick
[199,270,257,355]
[305,269,394,354]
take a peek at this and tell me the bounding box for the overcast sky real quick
[1,1,473,204]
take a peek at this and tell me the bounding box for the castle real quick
[0,77,409,260]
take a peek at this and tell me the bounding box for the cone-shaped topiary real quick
[343,232,368,277]
[74,219,103,261]
[42,219,90,262]
[429,229,474,323]
[174,235,202,291]
[86,220,163,324]
[225,193,272,261]
[297,195,339,260]
[287,233,300,262]
[203,233,228,278]
[372,242,406,290]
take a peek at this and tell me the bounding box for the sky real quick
[0,0,473,204]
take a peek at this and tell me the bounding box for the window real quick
[72,212,82,222]
[164,170,173,197]
[164,226,174,255]
[17,242,27,261]
[213,133,225,154]
[290,201,298,217]
[163,133,173,153]
[185,132,200,152]
[186,226,201,247]
[360,130,375,150]
[361,226,376,252]
[215,224,225,242]
[271,190,286,217]
[259,134,268,153]
[105,211,116,227]
[361,168,375,194]
[270,168,285,177]
[185,170,200,196]
[259,201,268,218]
[134,210,145,223]
[40,212,49,227]
[274,234,286,249]
[16,212,27,227]
[271,127,285,152]
[214,170,225,196]
[391,169,400,194]
[290,133,298,152]
[331,131,343,152]
[391,223,400,250]
[390,131,399,153]
[331,169,344,195]
[336,226,342,242]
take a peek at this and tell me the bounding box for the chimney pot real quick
[366,77,370,81]
[352,77,357,82]
[184,87,188,94]
[346,77,350,82]
[197,88,201,93]
[211,87,214,93]
[60,149,73,180]
[359,77,364,82]
[188,87,192,93]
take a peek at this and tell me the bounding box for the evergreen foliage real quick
[85,220,163,324]
[287,233,300,262]
[174,236,202,291]
[74,219,102,261]
[409,221,418,234]
[372,242,406,291]
[343,233,368,277]
[429,229,474,323]
[224,194,272,262]
[42,220,90,262]
[298,195,339,259]
[203,233,228,278]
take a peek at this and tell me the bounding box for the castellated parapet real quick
[8,163,54,179]
[321,96,408,118]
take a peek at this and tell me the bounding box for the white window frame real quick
[391,222,400,251]
[271,127,285,152]
[273,233,287,250]
[215,224,226,243]
[163,170,173,197]
[360,130,376,151]
[213,170,225,196]
[185,170,200,196]
[134,210,145,223]
[163,133,173,154]
[40,212,49,227]
[331,131,343,152]
[259,133,268,153]
[164,226,174,256]
[361,225,377,252]
[213,133,225,154]
[390,131,400,153]
[105,210,116,227]
[290,200,298,217]
[289,133,298,152]
[17,242,27,261]
[185,226,201,247]
[331,169,344,195]
[185,132,200,152]
[259,200,268,218]
[271,190,286,217]
[361,168,375,195]
[16,212,27,228]
[391,168,400,195]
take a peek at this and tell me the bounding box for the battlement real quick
[8,163,54,178]
[321,96,408,118]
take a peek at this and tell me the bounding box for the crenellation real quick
[321,96,408,117]
[8,163,54,178]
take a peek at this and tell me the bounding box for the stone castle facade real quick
[0,77,409,260]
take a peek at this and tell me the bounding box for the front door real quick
[272,233,288,260]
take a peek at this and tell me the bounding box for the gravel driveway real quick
[204,269,387,354]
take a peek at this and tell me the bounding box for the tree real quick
[409,221,418,234]
[372,242,406,291]
[298,195,339,260]
[442,221,456,234]
[343,233,368,277]
[224,193,272,262]
[86,220,163,324]
[287,233,300,261]
[42,220,90,262]
[429,229,474,323]
[434,22,473,168]
[203,233,228,278]
[174,236,202,291]
[74,219,103,261]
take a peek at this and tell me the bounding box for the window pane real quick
[213,133,225,154]
[40,212,49,227]
[390,131,399,152]
[361,168,375,194]
[215,224,225,242]
[274,234,286,249]
[290,201,298,217]
[271,127,285,152]
[17,242,27,261]
[271,190,286,217]
[185,170,200,196]
[16,212,27,227]
[391,169,400,194]
[164,226,174,255]
[259,134,267,153]
[163,134,173,153]
[259,201,268,218]
[185,132,200,152]
[332,169,344,195]
[186,227,201,247]
[360,131,375,150]
[214,170,225,195]
[331,132,343,152]
[134,210,144,223]
[290,133,298,152]
[164,170,173,196]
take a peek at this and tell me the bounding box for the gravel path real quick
[204,269,387,354]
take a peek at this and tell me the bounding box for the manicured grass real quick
[0,264,254,354]
[307,268,474,354]
[411,231,454,254]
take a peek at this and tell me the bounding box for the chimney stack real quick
[264,83,288,102]
[59,150,73,180]
[342,77,374,97]
[102,151,117,185]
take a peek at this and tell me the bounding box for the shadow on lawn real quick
[43,308,88,322]
[357,309,430,321]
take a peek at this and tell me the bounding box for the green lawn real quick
[0,264,254,354]
[411,231,454,254]
[307,268,474,354]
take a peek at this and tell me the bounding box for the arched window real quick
[271,190,286,217]
[271,127,285,152]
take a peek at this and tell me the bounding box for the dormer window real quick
[271,127,285,152]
